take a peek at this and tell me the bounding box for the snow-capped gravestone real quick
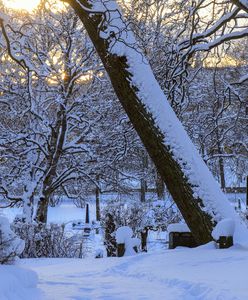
[116,226,140,257]
[168,223,197,249]
[0,216,25,264]
[212,219,235,248]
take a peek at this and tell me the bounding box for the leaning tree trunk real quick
[140,149,148,203]
[66,0,248,245]
[95,174,101,223]
[156,171,165,201]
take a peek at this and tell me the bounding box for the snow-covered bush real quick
[102,199,181,235]
[151,200,182,230]
[102,199,181,254]
[0,216,24,264]
[12,222,85,258]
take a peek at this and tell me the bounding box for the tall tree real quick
[0,2,144,223]
[65,0,248,245]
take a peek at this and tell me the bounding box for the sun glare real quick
[3,0,40,11]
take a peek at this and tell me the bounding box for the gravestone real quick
[168,223,198,249]
[84,203,91,236]
[218,236,233,249]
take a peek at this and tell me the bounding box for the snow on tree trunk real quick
[21,177,41,223]
[67,0,248,245]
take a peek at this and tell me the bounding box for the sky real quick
[3,0,41,11]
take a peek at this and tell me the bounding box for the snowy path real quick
[21,246,248,300]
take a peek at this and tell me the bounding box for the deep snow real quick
[19,245,248,300]
[0,265,41,300]
[1,197,247,300]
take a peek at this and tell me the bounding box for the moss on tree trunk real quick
[66,0,215,245]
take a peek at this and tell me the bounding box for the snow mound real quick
[212,218,235,240]
[116,226,140,256]
[0,266,41,300]
[124,237,141,256]
[0,216,25,263]
[167,223,190,233]
[116,226,133,244]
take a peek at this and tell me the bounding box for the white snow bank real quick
[195,241,217,249]
[22,248,248,300]
[0,266,41,300]
[212,218,235,240]
[167,223,190,233]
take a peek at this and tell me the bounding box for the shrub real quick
[12,221,87,258]
[0,216,24,264]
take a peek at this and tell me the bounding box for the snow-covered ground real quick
[18,245,248,300]
[1,193,247,299]
[1,203,95,224]
[0,265,41,300]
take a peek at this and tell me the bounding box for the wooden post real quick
[117,243,125,257]
[140,227,149,252]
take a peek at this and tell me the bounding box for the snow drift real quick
[0,266,41,300]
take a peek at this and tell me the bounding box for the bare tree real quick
[0,2,145,223]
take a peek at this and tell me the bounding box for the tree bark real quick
[218,156,226,191]
[66,0,246,245]
[105,213,117,257]
[35,196,49,223]
[140,150,148,203]
[35,37,72,223]
[156,171,165,201]
[246,176,248,209]
[95,174,101,222]
[35,103,67,223]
